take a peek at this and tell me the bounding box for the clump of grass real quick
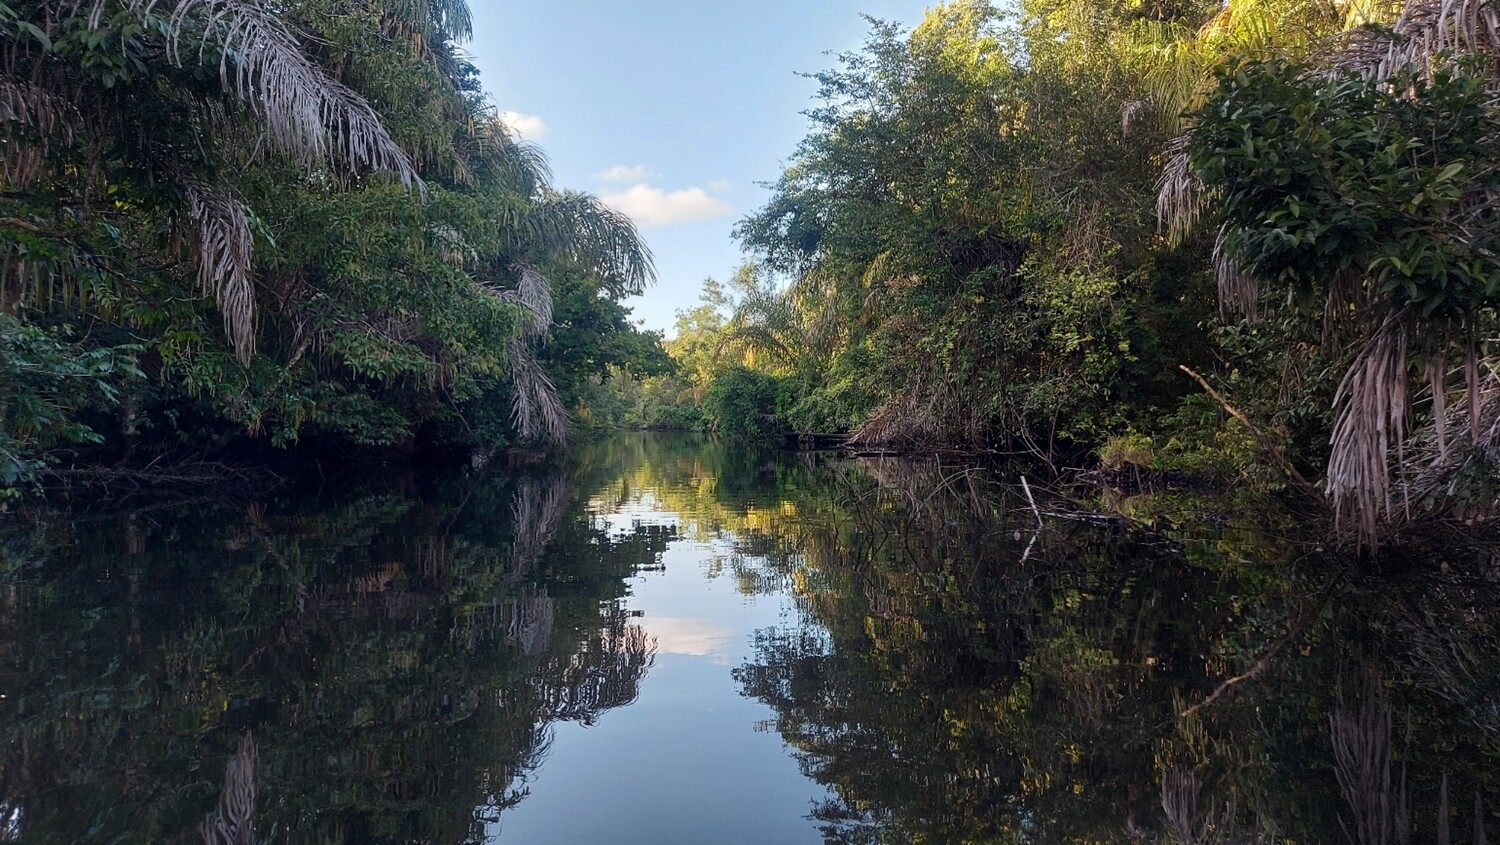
[1098,433,1156,472]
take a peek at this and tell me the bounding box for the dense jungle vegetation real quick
[4,0,1500,544]
[0,0,669,490]
[602,0,1500,545]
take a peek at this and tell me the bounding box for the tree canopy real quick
[0,0,664,488]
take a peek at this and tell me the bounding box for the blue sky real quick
[465,1,930,336]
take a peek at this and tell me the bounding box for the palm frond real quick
[183,177,257,364]
[507,337,570,442]
[464,117,552,194]
[1157,134,1205,246]
[1327,315,1411,544]
[381,0,473,45]
[1213,223,1259,320]
[1133,20,1205,130]
[0,78,79,144]
[503,263,554,333]
[0,79,82,188]
[1331,0,1500,81]
[92,0,422,189]
[524,191,655,297]
[1401,359,1500,510]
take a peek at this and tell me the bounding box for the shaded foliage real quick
[0,0,662,490]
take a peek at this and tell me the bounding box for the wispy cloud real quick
[647,616,733,662]
[499,110,548,141]
[707,179,732,192]
[596,164,655,183]
[600,184,734,227]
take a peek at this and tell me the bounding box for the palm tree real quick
[1161,0,1500,541]
[489,185,654,442]
[1,0,422,364]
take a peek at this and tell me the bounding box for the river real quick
[1,433,1496,843]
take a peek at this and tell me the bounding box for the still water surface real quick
[1,433,1497,842]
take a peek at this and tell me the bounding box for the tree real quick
[737,0,1198,454]
[0,0,659,480]
[1179,0,1500,542]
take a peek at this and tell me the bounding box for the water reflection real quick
[717,451,1500,843]
[0,470,659,843]
[0,433,1496,843]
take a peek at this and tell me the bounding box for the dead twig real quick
[1180,365,1322,500]
[1181,561,1349,717]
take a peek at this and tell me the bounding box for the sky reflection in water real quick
[1,433,1497,843]
[493,494,830,845]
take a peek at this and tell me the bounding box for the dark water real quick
[1,433,1497,843]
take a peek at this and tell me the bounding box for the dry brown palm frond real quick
[1428,356,1451,461]
[478,265,552,339]
[0,79,84,189]
[849,372,933,449]
[1157,134,1205,247]
[510,263,554,333]
[1213,223,1259,321]
[1330,0,1500,83]
[1398,359,1500,510]
[1323,268,1369,349]
[507,338,570,442]
[0,78,80,145]
[183,177,257,364]
[1327,315,1411,544]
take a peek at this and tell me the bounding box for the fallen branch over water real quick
[1180,364,1323,500]
[41,461,280,492]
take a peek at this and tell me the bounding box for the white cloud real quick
[707,179,732,193]
[646,616,733,662]
[498,111,548,141]
[596,164,655,183]
[600,183,734,227]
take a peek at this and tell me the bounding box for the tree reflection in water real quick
[1,434,1497,843]
[721,452,1500,843]
[0,469,659,843]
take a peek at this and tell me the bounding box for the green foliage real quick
[735,0,1210,454]
[701,366,787,436]
[0,314,140,493]
[0,0,661,475]
[1193,57,1500,322]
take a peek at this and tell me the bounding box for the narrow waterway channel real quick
[1,433,1497,842]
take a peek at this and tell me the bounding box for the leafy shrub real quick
[0,315,140,495]
[702,367,785,436]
